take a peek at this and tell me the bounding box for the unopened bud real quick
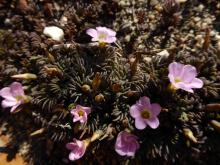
[81,84,91,93]
[210,120,220,133]
[83,138,91,148]
[30,128,45,137]
[205,104,220,112]
[95,94,105,103]
[183,128,197,143]
[11,73,37,80]
[90,130,103,142]
[92,72,101,91]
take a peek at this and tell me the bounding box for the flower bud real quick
[210,120,220,133]
[183,128,197,143]
[95,94,105,103]
[11,73,37,80]
[81,84,91,93]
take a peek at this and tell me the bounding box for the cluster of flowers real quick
[0,26,204,161]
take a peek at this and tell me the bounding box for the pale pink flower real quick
[66,138,86,161]
[130,96,161,130]
[86,27,116,44]
[168,62,203,93]
[0,82,27,112]
[115,131,140,157]
[71,105,91,123]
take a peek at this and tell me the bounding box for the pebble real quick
[193,17,201,22]
[4,18,11,26]
[215,35,220,40]
[143,57,152,63]
[60,16,68,26]
[197,4,204,12]
[210,30,216,37]
[43,26,64,41]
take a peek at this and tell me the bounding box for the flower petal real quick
[127,142,139,156]
[10,82,24,97]
[135,117,147,130]
[175,82,194,93]
[66,142,77,150]
[138,96,151,109]
[0,87,16,101]
[73,116,81,123]
[96,27,107,32]
[129,105,141,118]
[86,28,98,38]
[106,28,116,36]
[189,78,203,88]
[1,99,17,108]
[10,103,20,113]
[168,73,175,84]
[80,115,87,123]
[146,117,159,129]
[151,103,161,116]
[181,65,197,83]
[69,151,79,161]
[168,62,184,77]
[83,107,91,114]
[105,37,116,43]
[115,148,126,156]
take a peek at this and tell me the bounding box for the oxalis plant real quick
[0,24,220,165]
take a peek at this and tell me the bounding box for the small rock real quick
[215,35,220,40]
[4,18,11,26]
[197,4,204,12]
[210,30,216,37]
[143,57,152,63]
[60,16,68,26]
[193,17,201,22]
[43,26,64,41]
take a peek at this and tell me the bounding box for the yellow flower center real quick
[98,33,107,40]
[174,77,182,83]
[16,95,30,102]
[141,108,151,119]
[78,109,85,117]
[15,95,23,101]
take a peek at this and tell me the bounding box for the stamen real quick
[141,109,151,119]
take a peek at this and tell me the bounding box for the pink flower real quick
[66,138,86,161]
[86,27,116,44]
[0,82,27,112]
[115,131,140,157]
[130,96,161,130]
[168,62,204,93]
[71,105,91,123]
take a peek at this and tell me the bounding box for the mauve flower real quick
[71,105,91,123]
[168,62,203,93]
[86,27,116,44]
[0,82,27,112]
[115,131,140,157]
[66,138,86,161]
[130,96,161,130]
